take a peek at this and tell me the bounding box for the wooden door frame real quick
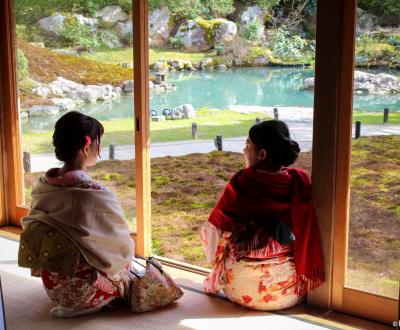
[311,0,397,324]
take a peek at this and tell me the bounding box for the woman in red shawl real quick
[200,120,324,310]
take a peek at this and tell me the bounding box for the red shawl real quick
[208,167,324,294]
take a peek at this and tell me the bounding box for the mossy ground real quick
[24,135,399,298]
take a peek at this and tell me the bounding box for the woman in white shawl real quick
[19,111,134,317]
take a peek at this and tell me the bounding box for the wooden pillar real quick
[133,0,152,256]
[309,0,356,309]
[0,0,24,226]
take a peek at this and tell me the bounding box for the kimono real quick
[19,169,134,311]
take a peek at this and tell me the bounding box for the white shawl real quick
[21,178,134,276]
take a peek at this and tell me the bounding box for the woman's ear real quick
[257,149,267,161]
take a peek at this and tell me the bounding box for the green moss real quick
[196,18,224,45]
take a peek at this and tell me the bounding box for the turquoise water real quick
[22,67,400,131]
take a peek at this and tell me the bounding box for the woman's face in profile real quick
[243,136,259,168]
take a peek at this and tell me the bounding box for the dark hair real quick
[53,111,104,162]
[249,120,300,168]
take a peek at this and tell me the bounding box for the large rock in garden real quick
[199,57,214,70]
[51,98,79,111]
[99,30,123,48]
[167,59,193,71]
[28,105,60,117]
[121,80,134,95]
[73,14,99,32]
[32,84,51,98]
[175,20,210,51]
[303,71,400,94]
[356,8,377,34]
[151,60,169,71]
[240,5,266,25]
[95,6,129,26]
[214,21,237,44]
[48,77,119,103]
[38,13,65,38]
[172,104,196,119]
[149,7,171,47]
[115,21,132,38]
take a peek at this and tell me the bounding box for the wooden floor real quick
[0,233,392,330]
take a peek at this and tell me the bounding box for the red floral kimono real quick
[201,167,324,310]
[31,169,130,311]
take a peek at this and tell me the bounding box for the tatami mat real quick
[0,236,391,330]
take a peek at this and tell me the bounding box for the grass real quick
[21,109,400,154]
[82,47,215,66]
[353,112,400,124]
[24,135,399,298]
[17,39,132,86]
[21,109,268,153]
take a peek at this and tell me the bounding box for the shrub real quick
[214,43,225,56]
[59,18,99,50]
[388,35,400,49]
[220,36,249,66]
[243,20,264,44]
[169,36,184,49]
[17,48,29,81]
[269,27,307,60]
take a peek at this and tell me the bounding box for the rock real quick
[214,21,237,44]
[73,14,99,32]
[172,104,196,119]
[99,30,123,48]
[303,77,314,89]
[120,62,133,68]
[32,85,51,98]
[115,21,132,38]
[48,77,118,103]
[303,72,400,94]
[151,115,166,122]
[171,108,183,120]
[149,7,171,47]
[29,42,45,48]
[167,59,193,70]
[356,8,377,34]
[199,57,214,70]
[95,6,129,26]
[51,98,78,111]
[175,20,210,52]
[151,60,169,71]
[38,13,65,38]
[28,105,60,117]
[53,48,79,56]
[252,56,270,65]
[215,64,227,70]
[240,5,266,25]
[121,80,134,94]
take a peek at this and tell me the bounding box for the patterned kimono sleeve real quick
[200,222,222,266]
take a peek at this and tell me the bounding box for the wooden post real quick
[383,108,389,124]
[355,121,361,139]
[23,152,31,173]
[273,108,279,120]
[214,135,223,151]
[109,144,115,160]
[133,0,152,256]
[255,117,261,123]
[192,122,198,139]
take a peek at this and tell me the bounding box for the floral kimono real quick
[19,169,134,311]
[201,167,324,310]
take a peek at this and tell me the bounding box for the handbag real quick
[129,255,184,312]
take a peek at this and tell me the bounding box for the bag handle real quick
[132,254,164,274]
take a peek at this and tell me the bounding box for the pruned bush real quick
[269,27,308,60]
[17,48,29,81]
[243,20,264,43]
[169,36,184,49]
[59,18,99,50]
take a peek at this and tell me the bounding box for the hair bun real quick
[285,140,300,166]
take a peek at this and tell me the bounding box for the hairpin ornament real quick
[84,135,92,147]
